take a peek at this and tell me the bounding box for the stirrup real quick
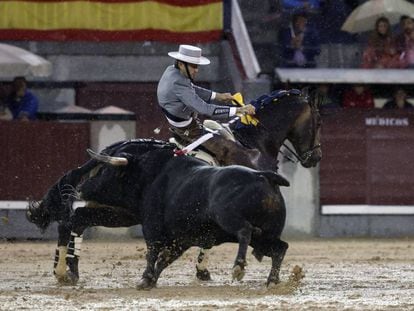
[203,120,235,141]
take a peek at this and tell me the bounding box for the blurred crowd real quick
[253,0,414,110]
[361,15,414,69]
[269,0,414,69]
[312,83,413,111]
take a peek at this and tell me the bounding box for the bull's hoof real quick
[55,271,79,286]
[252,249,264,262]
[232,265,245,281]
[136,278,156,290]
[266,277,280,287]
[196,268,212,281]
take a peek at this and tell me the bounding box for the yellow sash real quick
[232,93,259,126]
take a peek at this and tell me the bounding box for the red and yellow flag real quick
[0,0,223,42]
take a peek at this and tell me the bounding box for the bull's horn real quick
[87,149,128,166]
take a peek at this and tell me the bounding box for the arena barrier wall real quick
[319,108,414,237]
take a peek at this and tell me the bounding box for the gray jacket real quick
[157,65,233,122]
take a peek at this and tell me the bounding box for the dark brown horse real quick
[27,89,322,285]
[235,88,321,169]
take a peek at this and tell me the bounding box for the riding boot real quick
[169,118,203,146]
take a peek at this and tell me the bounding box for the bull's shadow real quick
[27,89,322,286]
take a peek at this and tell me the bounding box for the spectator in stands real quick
[383,87,414,109]
[342,84,375,108]
[313,84,341,111]
[395,15,412,39]
[278,11,321,68]
[395,15,414,68]
[361,17,404,69]
[6,77,39,121]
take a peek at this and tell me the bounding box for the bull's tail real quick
[258,171,290,187]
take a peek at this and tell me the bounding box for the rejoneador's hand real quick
[216,92,233,102]
[237,104,256,115]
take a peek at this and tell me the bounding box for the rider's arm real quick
[193,86,233,104]
[175,80,236,119]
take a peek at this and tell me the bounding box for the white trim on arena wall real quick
[321,205,414,215]
[0,201,86,210]
[2,201,414,215]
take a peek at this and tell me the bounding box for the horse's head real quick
[26,179,74,232]
[285,89,322,168]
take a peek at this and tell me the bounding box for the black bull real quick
[134,149,290,289]
[88,145,291,289]
[28,139,290,288]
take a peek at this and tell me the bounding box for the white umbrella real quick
[0,43,52,78]
[341,0,414,33]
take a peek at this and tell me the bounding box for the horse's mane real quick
[232,90,312,158]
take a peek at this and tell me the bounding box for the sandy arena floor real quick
[0,238,413,310]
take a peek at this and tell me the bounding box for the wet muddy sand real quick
[0,238,413,310]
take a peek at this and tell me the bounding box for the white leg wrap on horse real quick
[196,248,210,271]
[54,246,68,276]
[67,232,83,258]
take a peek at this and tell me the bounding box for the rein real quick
[282,95,321,164]
[281,142,321,164]
[242,89,321,165]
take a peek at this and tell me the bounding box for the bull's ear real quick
[87,149,129,166]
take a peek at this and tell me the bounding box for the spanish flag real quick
[0,0,223,42]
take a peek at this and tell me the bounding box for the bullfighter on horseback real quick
[157,44,259,168]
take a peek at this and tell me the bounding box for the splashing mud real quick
[0,238,413,310]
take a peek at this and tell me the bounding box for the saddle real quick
[169,137,219,166]
[169,120,237,166]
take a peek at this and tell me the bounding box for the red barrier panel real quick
[0,121,90,200]
[320,109,414,206]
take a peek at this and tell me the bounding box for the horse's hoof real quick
[196,269,212,281]
[232,265,245,281]
[136,278,156,290]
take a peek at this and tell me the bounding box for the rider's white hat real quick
[168,44,210,65]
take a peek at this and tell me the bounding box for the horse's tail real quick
[27,159,99,232]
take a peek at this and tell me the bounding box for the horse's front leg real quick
[232,224,253,281]
[267,239,288,286]
[196,248,212,281]
[64,230,84,285]
[53,223,72,284]
[62,206,138,285]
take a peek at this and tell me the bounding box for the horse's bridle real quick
[282,97,321,164]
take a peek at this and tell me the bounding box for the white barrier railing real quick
[231,0,261,79]
[0,201,86,210]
